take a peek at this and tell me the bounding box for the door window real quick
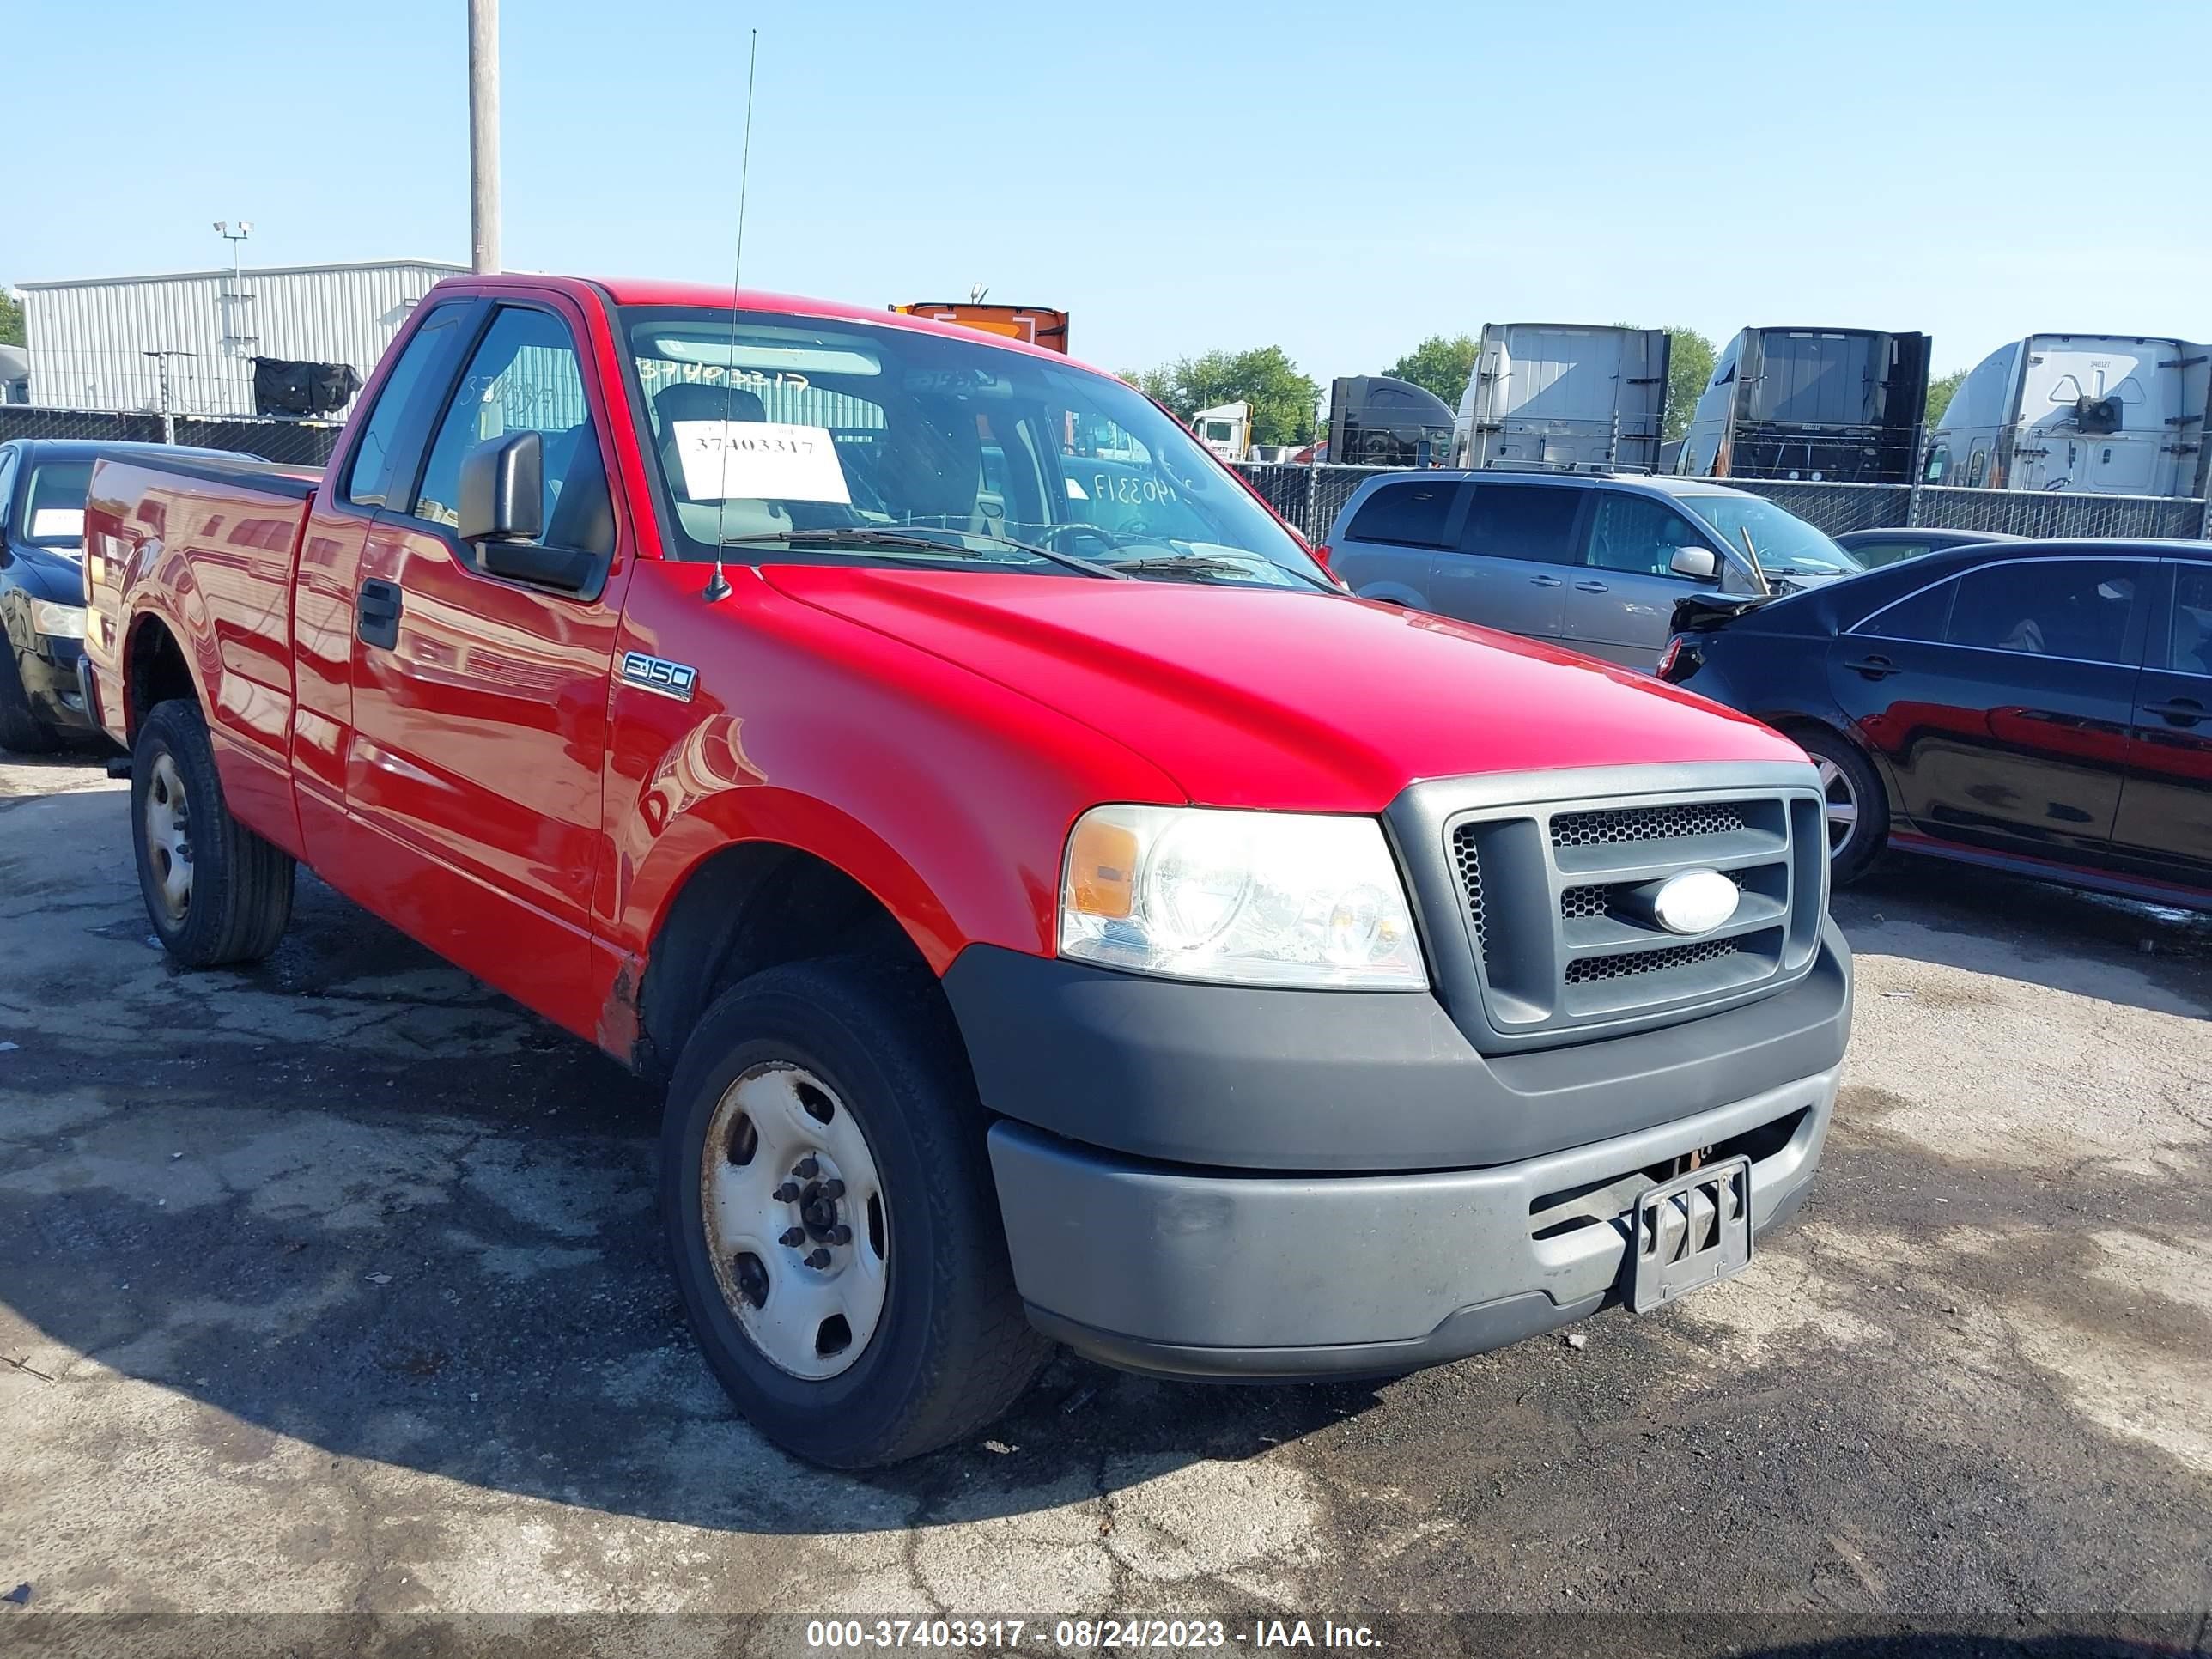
[1948,559,2144,665]
[344,307,467,509]
[2164,564,2212,676]
[1344,480,1459,549]
[1580,493,1706,577]
[1458,483,1581,563]
[411,307,613,556]
[1855,578,1955,642]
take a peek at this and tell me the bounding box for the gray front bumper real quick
[989,1065,1838,1380]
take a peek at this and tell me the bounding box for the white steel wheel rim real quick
[143,752,194,924]
[700,1061,890,1381]
[1815,757,1859,858]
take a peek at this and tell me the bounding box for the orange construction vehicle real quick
[892,302,1069,354]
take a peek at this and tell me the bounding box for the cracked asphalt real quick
[2,750,2209,1649]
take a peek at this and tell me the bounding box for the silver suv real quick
[1323,466,1863,667]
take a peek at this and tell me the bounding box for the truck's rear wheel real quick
[661,959,1048,1468]
[131,699,295,967]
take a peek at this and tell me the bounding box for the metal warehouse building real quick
[17,258,465,418]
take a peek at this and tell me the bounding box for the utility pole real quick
[143,349,198,445]
[467,0,501,272]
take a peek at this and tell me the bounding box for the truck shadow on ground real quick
[0,785,1380,1538]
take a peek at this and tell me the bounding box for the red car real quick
[82,274,1851,1466]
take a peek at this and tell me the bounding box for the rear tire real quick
[1793,726,1887,885]
[661,958,1048,1468]
[0,650,61,755]
[131,699,295,967]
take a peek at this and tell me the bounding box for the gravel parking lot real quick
[3,752,2208,1650]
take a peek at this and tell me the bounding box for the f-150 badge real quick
[621,651,697,702]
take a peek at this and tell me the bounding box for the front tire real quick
[661,959,1048,1468]
[131,699,295,967]
[1794,726,1887,885]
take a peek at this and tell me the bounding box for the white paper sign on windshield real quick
[30,507,84,540]
[671,420,851,504]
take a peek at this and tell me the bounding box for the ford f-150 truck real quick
[82,274,1852,1468]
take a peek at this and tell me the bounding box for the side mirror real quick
[1669,545,1719,581]
[458,430,543,544]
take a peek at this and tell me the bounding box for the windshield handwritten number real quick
[1092,473,1178,507]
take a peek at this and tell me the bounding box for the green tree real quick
[1924,368,1966,428]
[1122,346,1321,446]
[1119,364,1179,407]
[1660,326,1715,444]
[0,289,23,349]
[1384,333,1479,405]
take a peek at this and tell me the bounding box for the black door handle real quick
[1844,654,1898,679]
[357,579,402,650]
[1573,581,1610,593]
[2142,697,2206,726]
[1529,575,1564,587]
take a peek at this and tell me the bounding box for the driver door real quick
[344,296,632,1025]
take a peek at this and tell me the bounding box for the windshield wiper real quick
[718,526,1124,580]
[1109,552,1334,592]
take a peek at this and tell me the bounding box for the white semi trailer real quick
[1924,334,2212,497]
[1451,325,1670,471]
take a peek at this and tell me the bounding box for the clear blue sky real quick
[6,0,2209,384]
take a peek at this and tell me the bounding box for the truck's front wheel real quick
[131,699,295,967]
[662,959,1048,1468]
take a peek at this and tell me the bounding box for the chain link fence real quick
[1231,464,1396,542]
[1230,461,2212,544]
[6,414,2201,542]
[0,404,345,468]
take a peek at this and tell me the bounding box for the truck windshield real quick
[1675,494,1863,580]
[621,307,1328,590]
[22,460,94,546]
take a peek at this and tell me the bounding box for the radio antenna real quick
[703,26,759,605]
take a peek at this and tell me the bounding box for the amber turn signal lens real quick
[1067,817,1139,920]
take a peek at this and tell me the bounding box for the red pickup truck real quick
[82,274,1851,1467]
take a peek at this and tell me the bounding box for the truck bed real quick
[83,453,323,858]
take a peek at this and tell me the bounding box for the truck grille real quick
[1563,936,1742,983]
[1559,869,1743,921]
[1551,801,1747,847]
[1431,772,1827,1048]
[1452,827,1490,951]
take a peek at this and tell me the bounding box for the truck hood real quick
[763,568,1805,811]
[3,541,88,605]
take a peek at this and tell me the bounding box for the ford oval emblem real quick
[1652,868,1740,936]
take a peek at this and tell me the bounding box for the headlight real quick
[1058,805,1425,989]
[29,599,86,641]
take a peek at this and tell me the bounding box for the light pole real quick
[215,219,252,295]
[468,0,501,272]
[214,221,255,412]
